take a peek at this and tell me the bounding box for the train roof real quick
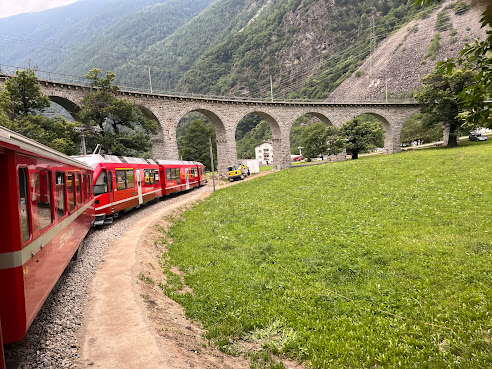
[72,154,205,169]
[0,126,93,170]
[156,160,204,166]
[72,154,157,168]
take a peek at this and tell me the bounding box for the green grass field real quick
[161,141,492,368]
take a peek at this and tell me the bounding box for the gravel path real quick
[4,188,209,369]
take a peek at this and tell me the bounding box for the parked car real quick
[469,132,488,141]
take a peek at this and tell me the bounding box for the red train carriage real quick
[0,127,95,364]
[157,160,206,195]
[74,155,163,226]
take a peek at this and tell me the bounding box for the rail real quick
[0,63,419,105]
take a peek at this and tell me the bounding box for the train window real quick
[85,174,91,199]
[116,170,126,190]
[55,172,66,219]
[166,168,171,181]
[36,170,53,231]
[18,168,30,241]
[94,170,108,195]
[81,175,86,202]
[176,169,181,184]
[76,174,82,206]
[144,169,150,185]
[153,169,159,184]
[126,170,134,188]
[116,169,135,190]
[68,173,75,212]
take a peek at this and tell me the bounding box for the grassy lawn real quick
[260,165,273,172]
[161,141,492,368]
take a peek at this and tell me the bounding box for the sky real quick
[0,0,78,18]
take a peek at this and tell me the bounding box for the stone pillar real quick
[383,120,403,154]
[273,128,292,170]
[216,129,237,178]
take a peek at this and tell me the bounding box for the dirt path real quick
[78,172,274,368]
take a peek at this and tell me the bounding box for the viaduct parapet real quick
[1,76,420,176]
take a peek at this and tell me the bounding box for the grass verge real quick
[160,141,492,368]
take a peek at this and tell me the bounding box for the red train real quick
[0,126,95,363]
[73,155,207,225]
[0,127,208,368]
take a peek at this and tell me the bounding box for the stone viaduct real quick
[1,76,420,175]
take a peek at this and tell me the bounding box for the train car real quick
[196,162,207,187]
[73,155,162,226]
[0,126,95,364]
[157,160,206,195]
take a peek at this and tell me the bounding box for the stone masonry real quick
[1,76,420,176]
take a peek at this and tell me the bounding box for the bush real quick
[453,1,470,15]
[424,32,441,60]
[435,10,452,32]
[354,70,365,78]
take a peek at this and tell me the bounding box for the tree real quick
[414,67,476,147]
[15,115,80,155]
[79,69,158,157]
[301,123,328,160]
[400,113,442,146]
[325,126,345,156]
[178,119,217,171]
[3,69,50,119]
[0,69,79,155]
[415,0,492,129]
[0,86,14,129]
[340,117,384,159]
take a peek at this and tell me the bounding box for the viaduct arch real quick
[1,76,420,176]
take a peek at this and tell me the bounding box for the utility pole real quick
[147,65,153,93]
[75,126,101,155]
[209,137,216,192]
[370,15,376,76]
[270,75,274,102]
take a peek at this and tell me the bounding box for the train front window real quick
[94,170,108,195]
[55,172,66,219]
[36,170,53,231]
[18,168,30,241]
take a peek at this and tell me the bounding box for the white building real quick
[255,141,274,165]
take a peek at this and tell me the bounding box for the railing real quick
[0,63,419,105]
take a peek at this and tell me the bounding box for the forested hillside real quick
[1,0,483,100]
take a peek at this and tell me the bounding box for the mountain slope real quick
[329,1,486,101]
[0,0,485,101]
[0,0,166,72]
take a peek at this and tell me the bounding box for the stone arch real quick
[233,109,285,169]
[303,111,334,127]
[289,111,342,161]
[174,106,229,174]
[46,95,81,121]
[339,111,395,154]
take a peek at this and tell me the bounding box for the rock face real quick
[329,2,486,102]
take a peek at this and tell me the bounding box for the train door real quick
[136,170,143,204]
[185,168,190,190]
[107,171,114,206]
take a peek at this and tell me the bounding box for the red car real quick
[0,127,94,364]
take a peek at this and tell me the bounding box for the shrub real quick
[424,32,441,60]
[435,10,452,31]
[453,1,470,15]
